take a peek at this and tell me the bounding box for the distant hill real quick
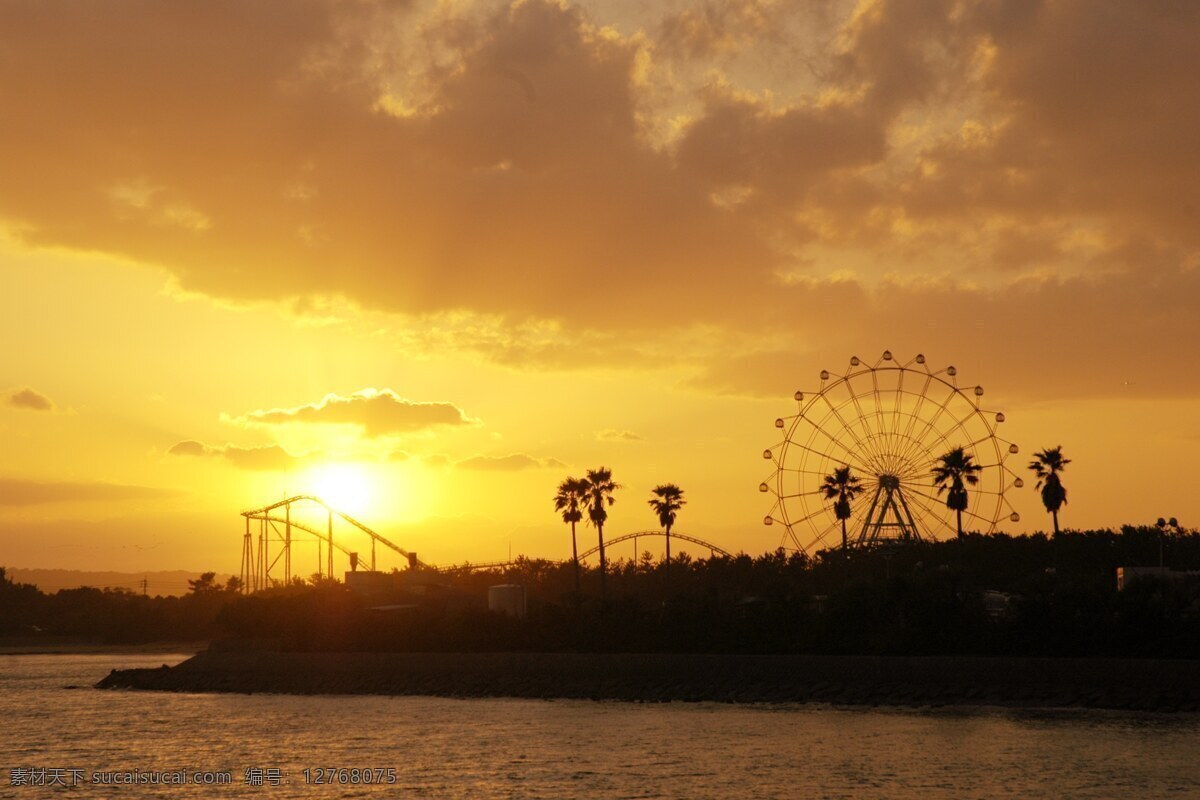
[5,568,235,597]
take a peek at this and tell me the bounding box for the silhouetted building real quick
[488,585,526,618]
[344,571,394,599]
[1117,566,1200,590]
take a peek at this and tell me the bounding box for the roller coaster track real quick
[436,531,735,572]
[243,495,422,563]
[254,516,356,558]
[577,530,734,561]
[239,495,427,591]
[238,497,734,586]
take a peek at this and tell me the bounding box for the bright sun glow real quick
[307,463,374,517]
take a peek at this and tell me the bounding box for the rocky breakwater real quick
[96,650,1200,712]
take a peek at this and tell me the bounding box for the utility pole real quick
[1155,517,1179,569]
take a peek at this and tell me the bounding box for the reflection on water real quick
[2,653,1199,799]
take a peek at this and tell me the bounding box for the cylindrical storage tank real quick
[488,584,527,618]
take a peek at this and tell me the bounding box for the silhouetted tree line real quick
[0,568,240,643]
[213,526,1200,658]
[6,526,1200,654]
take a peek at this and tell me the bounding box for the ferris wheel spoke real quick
[782,528,802,551]
[898,483,945,517]
[842,373,872,436]
[798,390,864,454]
[886,412,926,477]
[865,411,911,475]
[778,465,852,477]
[786,503,841,531]
[901,488,961,535]
[902,422,955,478]
[905,396,985,473]
[797,421,874,478]
[778,466,865,480]
[844,376,902,470]
[892,394,948,470]
[898,374,934,446]
[891,368,907,444]
[893,404,949,476]
[906,383,961,458]
[859,425,901,471]
[799,409,878,477]
[897,486,951,537]
[854,388,907,474]
[904,484,996,530]
[814,384,878,469]
[778,489,830,501]
[797,412,868,469]
[852,373,891,464]
[933,407,986,455]
[973,500,1002,530]
[783,428,846,465]
[905,483,960,509]
[922,415,1000,491]
[912,424,960,474]
[961,431,1003,452]
[809,518,842,546]
[870,368,890,450]
[895,388,959,472]
[897,445,937,484]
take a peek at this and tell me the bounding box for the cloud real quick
[676,87,890,216]
[944,1,1200,247]
[0,0,1198,400]
[596,429,643,442]
[222,445,310,472]
[687,259,1200,401]
[657,0,785,59]
[235,389,475,436]
[167,440,215,458]
[0,0,773,329]
[4,387,55,412]
[0,477,175,506]
[454,453,567,471]
[377,450,567,471]
[168,440,310,472]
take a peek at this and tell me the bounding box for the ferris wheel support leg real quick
[896,489,923,542]
[856,484,884,547]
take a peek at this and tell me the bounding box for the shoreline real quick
[95,651,1200,712]
[0,638,208,656]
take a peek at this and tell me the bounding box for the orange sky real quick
[2,0,1199,573]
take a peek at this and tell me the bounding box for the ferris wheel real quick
[761,351,1022,553]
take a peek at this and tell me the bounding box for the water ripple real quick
[2,654,1199,798]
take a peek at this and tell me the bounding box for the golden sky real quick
[2,0,1199,572]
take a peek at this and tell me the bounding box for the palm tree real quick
[581,467,620,597]
[931,446,982,540]
[648,484,686,569]
[820,465,863,551]
[1029,446,1071,536]
[553,476,588,594]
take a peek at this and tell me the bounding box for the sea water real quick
[2,653,1199,799]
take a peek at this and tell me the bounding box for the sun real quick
[307,463,374,517]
